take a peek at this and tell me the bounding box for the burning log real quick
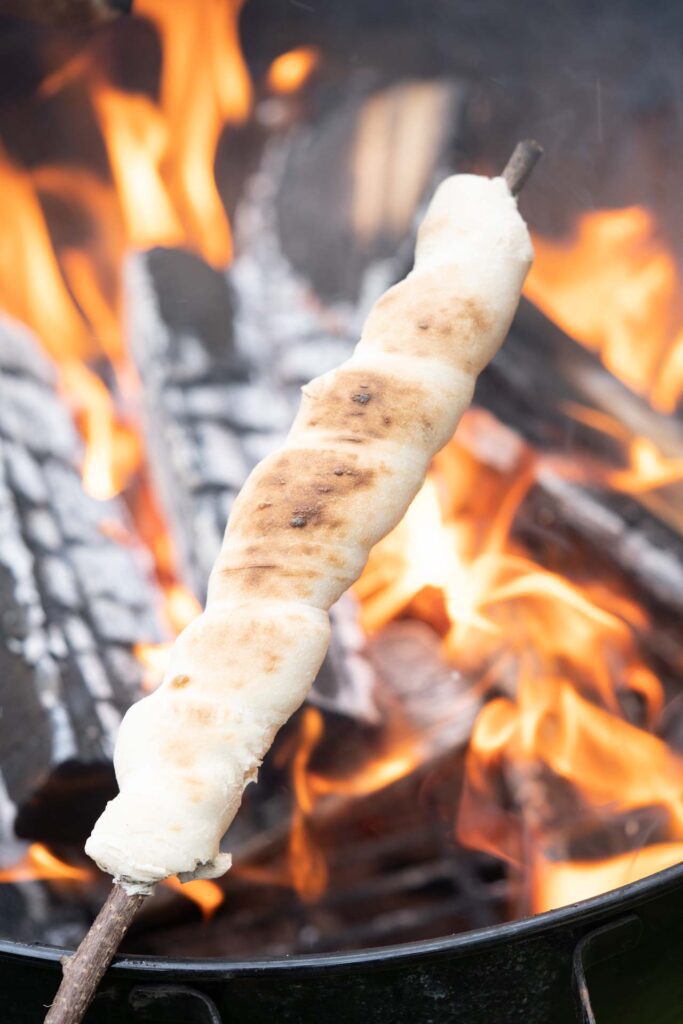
[125,246,250,599]
[474,300,683,628]
[0,318,166,843]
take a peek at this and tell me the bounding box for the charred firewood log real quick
[476,299,683,671]
[0,317,166,843]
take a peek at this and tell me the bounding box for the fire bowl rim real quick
[1,860,681,973]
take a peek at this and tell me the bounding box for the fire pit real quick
[0,1,682,1022]
[1,863,682,1022]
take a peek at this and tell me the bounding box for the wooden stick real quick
[44,885,147,1024]
[502,139,543,196]
[41,137,542,1024]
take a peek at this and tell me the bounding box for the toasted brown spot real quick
[171,674,191,689]
[352,392,371,404]
[291,515,307,528]
[264,652,281,672]
[186,705,214,725]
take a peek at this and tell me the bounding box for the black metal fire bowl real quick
[1,861,681,1023]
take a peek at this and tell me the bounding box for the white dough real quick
[86,174,533,890]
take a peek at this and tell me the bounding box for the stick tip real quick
[501,139,543,196]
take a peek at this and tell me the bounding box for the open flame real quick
[354,413,683,913]
[0,845,92,884]
[162,875,224,921]
[0,844,222,920]
[524,207,683,413]
[287,708,328,903]
[0,0,681,930]
[0,1,254,671]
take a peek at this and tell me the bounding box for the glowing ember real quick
[267,47,320,94]
[524,207,683,412]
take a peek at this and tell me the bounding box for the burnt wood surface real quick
[0,318,166,843]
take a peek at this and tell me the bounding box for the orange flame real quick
[524,207,683,412]
[1,1,681,926]
[0,2,254,677]
[92,85,185,251]
[561,402,683,495]
[161,875,223,921]
[609,437,683,494]
[267,47,319,94]
[136,0,252,267]
[135,583,201,689]
[0,844,93,884]
[0,151,93,361]
[456,662,683,912]
[354,409,683,913]
[0,845,223,920]
[287,708,328,903]
[533,843,683,912]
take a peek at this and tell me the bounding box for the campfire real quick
[0,0,682,1001]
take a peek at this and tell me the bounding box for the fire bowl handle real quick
[572,914,642,1024]
[129,984,222,1023]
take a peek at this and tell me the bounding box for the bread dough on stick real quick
[86,173,533,890]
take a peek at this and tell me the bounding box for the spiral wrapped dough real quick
[86,173,533,890]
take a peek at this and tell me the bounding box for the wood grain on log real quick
[0,317,166,843]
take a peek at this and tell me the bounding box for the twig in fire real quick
[41,137,542,1024]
